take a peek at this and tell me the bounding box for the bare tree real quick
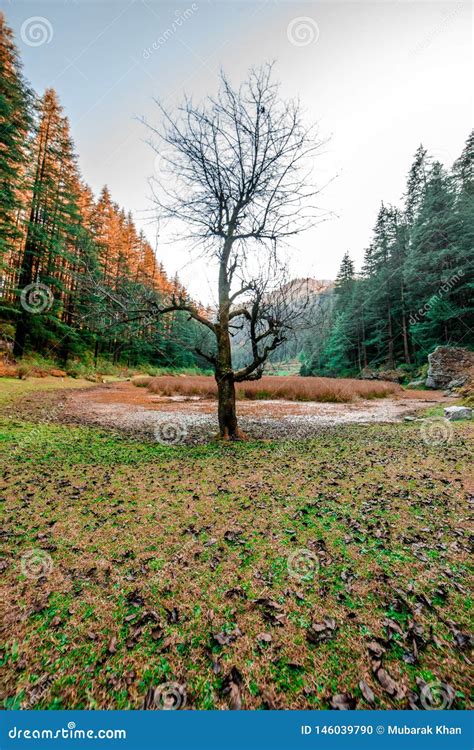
[140,63,325,439]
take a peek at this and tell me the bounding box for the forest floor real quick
[1,378,472,710]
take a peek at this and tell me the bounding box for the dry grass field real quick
[134,375,418,403]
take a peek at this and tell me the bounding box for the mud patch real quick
[45,381,448,444]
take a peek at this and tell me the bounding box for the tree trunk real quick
[215,314,241,439]
[361,313,368,369]
[387,303,395,369]
[400,279,411,365]
[401,311,411,365]
[216,373,238,438]
[214,233,244,440]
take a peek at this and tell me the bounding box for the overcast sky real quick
[6,0,472,303]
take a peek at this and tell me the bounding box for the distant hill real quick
[231,278,335,370]
[282,278,334,297]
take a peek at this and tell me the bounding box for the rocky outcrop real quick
[360,368,405,383]
[426,346,474,389]
[444,406,472,421]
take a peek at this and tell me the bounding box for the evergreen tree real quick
[405,161,460,353]
[0,13,32,279]
[404,145,428,226]
[334,252,355,306]
[13,89,82,354]
[302,131,474,378]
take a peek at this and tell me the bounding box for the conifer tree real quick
[0,13,32,279]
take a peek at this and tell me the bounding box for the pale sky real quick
[5,0,473,303]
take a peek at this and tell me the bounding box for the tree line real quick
[302,133,474,376]
[0,13,201,370]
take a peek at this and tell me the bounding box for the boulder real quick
[447,378,467,389]
[444,406,472,421]
[426,347,474,389]
[360,368,405,383]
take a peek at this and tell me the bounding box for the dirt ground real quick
[16,379,448,444]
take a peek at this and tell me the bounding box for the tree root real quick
[216,427,249,441]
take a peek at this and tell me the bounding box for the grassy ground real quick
[0,352,210,381]
[0,377,97,406]
[0,380,472,710]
